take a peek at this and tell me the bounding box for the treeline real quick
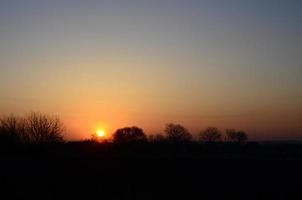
[0,113,248,145]
[111,124,248,144]
[3,113,302,160]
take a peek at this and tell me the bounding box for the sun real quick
[96,129,105,138]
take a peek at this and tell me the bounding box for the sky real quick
[0,0,301,140]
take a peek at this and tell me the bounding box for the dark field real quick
[1,142,302,200]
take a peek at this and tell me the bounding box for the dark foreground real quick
[1,142,302,200]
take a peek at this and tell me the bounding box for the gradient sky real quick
[0,0,301,140]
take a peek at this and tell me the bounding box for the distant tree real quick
[25,112,65,144]
[165,123,192,142]
[199,127,222,142]
[90,132,109,143]
[225,129,236,141]
[226,129,248,144]
[149,134,166,143]
[113,126,147,143]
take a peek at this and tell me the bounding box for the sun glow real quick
[96,129,105,138]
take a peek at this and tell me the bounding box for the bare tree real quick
[226,129,248,144]
[113,126,147,143]
[1,113,65,145]
[199,127,222,142]
[0,115,27,144]
[165,123,192,142]
[25,112,64,144]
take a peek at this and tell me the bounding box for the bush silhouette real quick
[165,123,192,142]
[199,127,221,142]
[113,126,147,143]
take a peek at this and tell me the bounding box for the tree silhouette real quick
[199,127,221,142]
[0,115,27,144]
[165,123,192,142]
[0,113,64,144]
[113,126,147,143]
[226,129,248,144]
[25,113,64,144]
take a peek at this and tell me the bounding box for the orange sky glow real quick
[0,1,301,140]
